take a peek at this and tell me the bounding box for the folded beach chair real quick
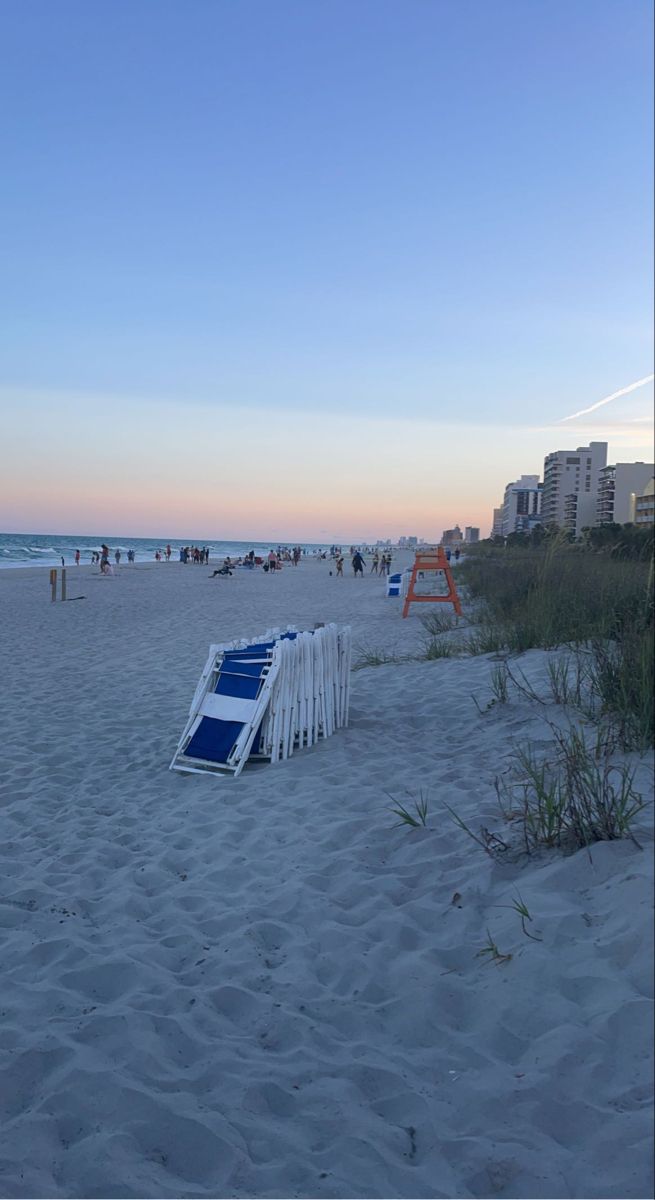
[170,646,279,777]
[171,624,352,778]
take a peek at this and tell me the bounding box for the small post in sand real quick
[61,569,67,602]
[50,568,57,602]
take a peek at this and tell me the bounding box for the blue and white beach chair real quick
[170,644,279,777]
[170,624,352,778]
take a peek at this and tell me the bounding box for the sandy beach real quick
[0,555,652,1200]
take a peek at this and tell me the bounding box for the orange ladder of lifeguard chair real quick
[402,547,462,619]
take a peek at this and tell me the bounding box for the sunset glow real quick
[0,0,652,541]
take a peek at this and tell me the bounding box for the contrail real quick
[560,374,654,422]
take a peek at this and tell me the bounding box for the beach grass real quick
[476,930,513,965]
[353,644,409,669]
[458,539,654,748]
[506,893,542,941]
[423,636,457,659]
[505,726,647,853]
[420,610,461,635]
[388,790,430,828]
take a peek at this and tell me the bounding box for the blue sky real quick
[0,0,652,538]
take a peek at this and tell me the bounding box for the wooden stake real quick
[50,568,57,602]
[61,568,67,602]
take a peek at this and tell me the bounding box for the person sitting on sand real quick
[209,559,233,577]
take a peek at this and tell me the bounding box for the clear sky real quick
[1,0,653,540]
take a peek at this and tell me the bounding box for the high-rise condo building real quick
[491,508,503,538]
[597,462,655,525]
[441,524,464,546]
[541,442,607,537]
[501,475,542,536]
[633,478,655,525]
[464,527,480,543]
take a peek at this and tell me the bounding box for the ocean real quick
[0,532,336,569]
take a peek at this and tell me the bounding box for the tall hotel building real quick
[596,462,654,525]
[501,475,542,536]
[541,442,608,537]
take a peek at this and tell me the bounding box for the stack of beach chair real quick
[170,624,352,778]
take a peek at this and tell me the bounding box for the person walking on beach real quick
[74,549,80,566]
[352,551,365,577]
[335,554,344,577]
[370,551,379,574]
[114,548,121,567]
[267,550,277,572]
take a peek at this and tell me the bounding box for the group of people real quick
[368,551,393,575]
[332,549,393,577]
[72,547,135,568]
[173,545,306,567]
[95,545,137,574]
[208,547,306,579]
[67,540,411,578]
[268,545,303,565]
[175,545,209,564]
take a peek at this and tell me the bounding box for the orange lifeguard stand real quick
[402,547,462,619]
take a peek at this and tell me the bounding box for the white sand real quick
[0,557,652,1199]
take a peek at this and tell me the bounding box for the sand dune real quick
[0,557,652,1199]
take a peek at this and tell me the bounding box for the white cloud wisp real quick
[560,374,654,422]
